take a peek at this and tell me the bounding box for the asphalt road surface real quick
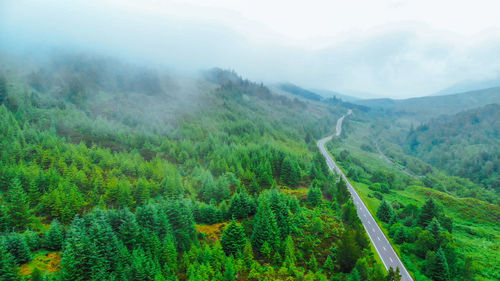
[317,110,413,281]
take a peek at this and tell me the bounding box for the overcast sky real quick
[2,0,500,98]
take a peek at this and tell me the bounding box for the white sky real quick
[2,0,500,98]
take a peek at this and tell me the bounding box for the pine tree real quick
[323,255,334,273]
[163,199,196,252]
[308,254,318,272]
[0,245,19,281]
[427,248,449,281]
[5,178,32,230]
[119,209,141,250]
[2,234,31,265]
[242,241,254,264]
[337,230,361,272]
[336,178,350,205]
[283,236,296,267]
[23,230,41,252]
[223,257,236,281]
[161,234,178,272]
[251,199,279,253]
[349,268,361,281]
[418,198,437,227]
[61,217,97,281]
[386,267,402,281]
[377,200,394,223]
[426,218,442,239]
[221,220,246,256]
[269,190,290,240]
[307,186,322,207]
[45,220,63,251]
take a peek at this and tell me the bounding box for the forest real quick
[0,55,396,281]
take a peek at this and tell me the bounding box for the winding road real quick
[317,110,413,281]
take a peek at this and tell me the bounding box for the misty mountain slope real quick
[354,86,500,120]
[431,78,500,96]
[403,104,500,190]
[0,53,393,281]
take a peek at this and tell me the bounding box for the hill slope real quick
[354,87,500,120]
[404,104,500,190]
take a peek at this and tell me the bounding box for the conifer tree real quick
[242,241,254,264]
[386,267,402,281]
[377,200,394,223]
[337,230,361,272]
[221,220,246,256]
[2,234,31,265]
[427,248,449,281]
[418,198,437,227]
[119,209,141,250]
[307,186,322,207]
[251,199,279,253]
[336,178,350,205]
[161,234,178,272]
[349,268,361,281]
[323,255,334,273]
[44,219,63,251]
[223,257,236,281]
[163,200,196,252]
[426,217,442,239]
[308,254,318,272]
[0,245,19,281]
[283,236,296,267]
[5,178,32,230]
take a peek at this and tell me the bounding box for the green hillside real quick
[0,54,388,281]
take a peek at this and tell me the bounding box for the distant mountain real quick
[354,86,500,119]
[278,83,323,101]
[431,78,500,96]
[310,88,360,102]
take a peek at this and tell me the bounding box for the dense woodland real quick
[0,55,396,281]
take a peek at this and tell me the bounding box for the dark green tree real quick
[307,186,322,207]
[119,209,141,250]
[336,178,350,205]
[2,234,31,265]
[221,220,246,256]
[377,200,394,223]
[386,267,402,281]
[5,179,32,230]
[418,198,437,227]
[337,229,361,272]
[251,199,279,253]
[44,220,63,251]
[427,248,449,281]
[0,245,19,281]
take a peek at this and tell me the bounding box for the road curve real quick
[317,110,413,281]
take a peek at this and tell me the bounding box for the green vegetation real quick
[0,55,393,280]
[327,115,500,280]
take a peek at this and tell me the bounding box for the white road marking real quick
[390,257,393,262]
[372,228,375,232]
[377,236,381,241]
[368,221,371,225]
[383,246,387,251]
